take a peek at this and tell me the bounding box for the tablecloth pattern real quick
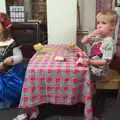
[19,44,93,120]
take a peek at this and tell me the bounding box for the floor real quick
[0,90,120,120]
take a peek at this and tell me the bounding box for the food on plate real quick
[67,42,74,46]
[66,42,75,50]
[33,43,43,51]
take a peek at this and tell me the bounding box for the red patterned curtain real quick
[95,0,113,28]
[96,0,113,14]
[117,22,120,44]
[15,0,24,5]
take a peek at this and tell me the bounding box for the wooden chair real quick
[96,69,120,103]
[117,81,120,103]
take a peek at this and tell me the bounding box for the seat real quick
[96,69,120,103]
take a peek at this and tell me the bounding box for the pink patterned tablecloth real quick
[19,44,93,120]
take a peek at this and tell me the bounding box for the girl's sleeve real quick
[10,47,23,65]
[102,41,116,60]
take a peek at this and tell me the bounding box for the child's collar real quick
[0,39,14,47]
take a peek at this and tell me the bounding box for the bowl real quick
[66,42,75,51]
[33,43,44,52]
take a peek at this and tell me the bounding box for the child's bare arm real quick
[81,29,102,44]
[88,59,108,66]
[78,52,108,67]
[4,47,23,65]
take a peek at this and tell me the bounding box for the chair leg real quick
[117,81,120,104]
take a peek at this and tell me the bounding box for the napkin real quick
[55,56,65,61]
[36,55,55,59]
[43,47,54,51]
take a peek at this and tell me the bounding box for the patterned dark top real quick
[0,39,16,71]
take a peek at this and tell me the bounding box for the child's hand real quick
[82,58,90,66]
[90,29,102,37]
[76,52,89,66]
[76,51,88,58]
[81,29,102,44]
[0,62,4,71]
[4,57,13,65]
[76,57,89,66]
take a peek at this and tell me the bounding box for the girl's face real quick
[96,15,115,36]
[0,22,4,41]
[0,22,4,33]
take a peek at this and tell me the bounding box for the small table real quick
[19,44,93,120]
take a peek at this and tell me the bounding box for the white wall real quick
[47,0,96,44]
[47,0,77,44]
[0,0,6,13]
[79,0,96,32]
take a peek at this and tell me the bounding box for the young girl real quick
[0,12,26,109]
[81,9,119,120]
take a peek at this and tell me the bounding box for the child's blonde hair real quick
[96,8,119,25]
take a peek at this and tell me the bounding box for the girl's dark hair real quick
[0,13,12,40]
[1,22,11,40]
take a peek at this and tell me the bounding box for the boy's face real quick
[96,14,115,36]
